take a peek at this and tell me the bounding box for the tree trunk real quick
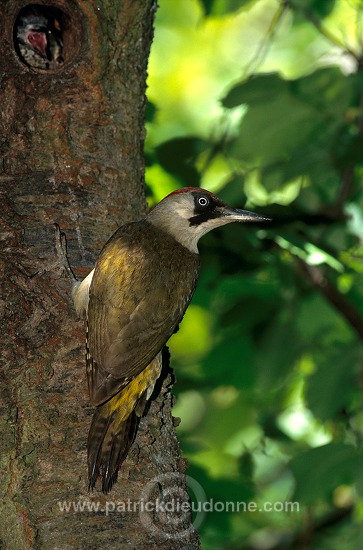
[0,1,200,548]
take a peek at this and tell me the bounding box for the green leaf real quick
[345,203,363,241]
[200,0,254,16]
[274,233,344,271]
[253,318,301,391]
[289,0,336,18]
[290,443,362,504]
[222,73,286,109]
[217,175,248,207]
[292,68,353,117]
[155,137,209,182]
[228,90,318,167]
[145,100,157,123]
[295,293,355,346]
[223,69,353,194]
[309,521,363,550]
[305,346,360,422]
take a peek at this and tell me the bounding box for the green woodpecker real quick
[72,187,269,492]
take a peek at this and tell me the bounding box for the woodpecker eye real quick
[198,196,209,208]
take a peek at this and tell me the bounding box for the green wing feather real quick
[87,221,200,406]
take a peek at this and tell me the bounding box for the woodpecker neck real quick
[147,204,202,253]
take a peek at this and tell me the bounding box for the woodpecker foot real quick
[54,223,78,283]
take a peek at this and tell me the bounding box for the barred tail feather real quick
[87,354,162,493]
[87,397,141,493]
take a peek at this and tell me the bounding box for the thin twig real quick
[243,1,289,77]
[295,3,361,62]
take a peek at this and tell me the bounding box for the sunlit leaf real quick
[345,203,363,242]
[275,235,344,271]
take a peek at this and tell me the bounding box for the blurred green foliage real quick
[146,0,363,548]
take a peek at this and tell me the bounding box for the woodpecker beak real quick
[218,206,271,223]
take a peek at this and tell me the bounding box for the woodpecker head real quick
[147,187,270,253]
[15,9,63,70]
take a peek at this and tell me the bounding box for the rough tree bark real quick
[0,1,200,548]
